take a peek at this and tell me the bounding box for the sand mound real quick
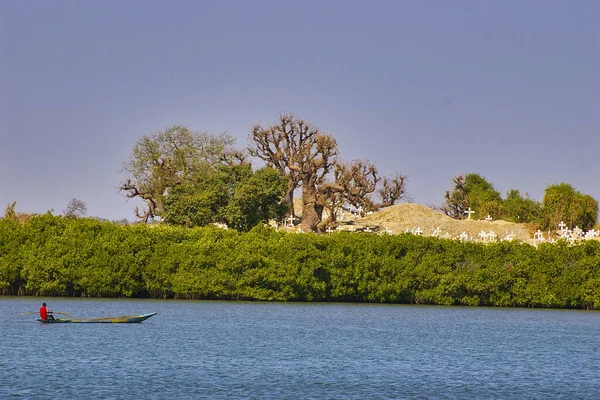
[353,203,534,242]
[291,200,600,243]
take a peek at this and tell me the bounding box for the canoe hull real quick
[37,313,157,323]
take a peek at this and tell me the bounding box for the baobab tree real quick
[249,113,408,232]
[321,160,407,226]
[249,113,337,230]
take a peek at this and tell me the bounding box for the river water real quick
[1,297,599,399]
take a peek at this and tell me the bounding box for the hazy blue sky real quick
[1,0,598,221]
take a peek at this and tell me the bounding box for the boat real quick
[37,312,157,324]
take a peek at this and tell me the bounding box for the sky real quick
[1,0,599,221]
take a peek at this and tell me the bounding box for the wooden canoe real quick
[37,312,157,324]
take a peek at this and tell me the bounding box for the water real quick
[1,297,599,399]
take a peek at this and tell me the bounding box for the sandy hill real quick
[354,203,534,241]
[278,202,536,242]
[292,199,534,241]
[292,200,600,243]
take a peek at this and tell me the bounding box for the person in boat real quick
[39,302,54,321]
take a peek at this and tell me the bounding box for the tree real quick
[503,190,541,223]
[249,113,338,231]
[541,183,598,230]
[3,202,17,221]
[442,173,502,219]
[249,113,408,232]
[64,198,87,218]
[162,163,250,228]
[321,160,407,225]
[162,164,288,231]
[441,175,468,218]
[120,125,237,222]
[224,167,289,231]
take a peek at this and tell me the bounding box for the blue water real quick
[1,297,599,399]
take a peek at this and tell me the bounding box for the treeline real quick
[443,174,598,230]
[1,215,600,309]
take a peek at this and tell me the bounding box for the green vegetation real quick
[162,164,288,231]
[442,173,505,220]
[442,174,597,229]
[503,189,541,224]
[3,117,598,310]
[2,215,599,309]
[120,116,409,232]
[117,119,597,233]
[541,183,598,231]
[119,125,242,222]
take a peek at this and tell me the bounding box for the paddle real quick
[18,311,73,317]
[18,311,38,316]
[52,311,72,317]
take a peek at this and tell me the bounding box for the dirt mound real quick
[353,203,534,242]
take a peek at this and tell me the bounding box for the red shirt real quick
[40,305,48,319]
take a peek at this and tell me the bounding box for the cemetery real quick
[283,201,599,246]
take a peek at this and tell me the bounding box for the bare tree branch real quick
[64,198,88,218]
[249,113,338,229]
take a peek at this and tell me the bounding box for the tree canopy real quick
[249,113,339,231]
[119,125,237,222]
[162,164,288,231]
[541,183,598,230]
[442,173,502,219]
[503,189,541,223]
[119,122,597,232]
[119,125,288,231]
[249,113,408,232]
[442,174,598,229]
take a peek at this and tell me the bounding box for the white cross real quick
[558,221,567,231]
[413,227,423,235]
[485,215,493,221]
[533,229,545,244]
[464,207,475,219]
